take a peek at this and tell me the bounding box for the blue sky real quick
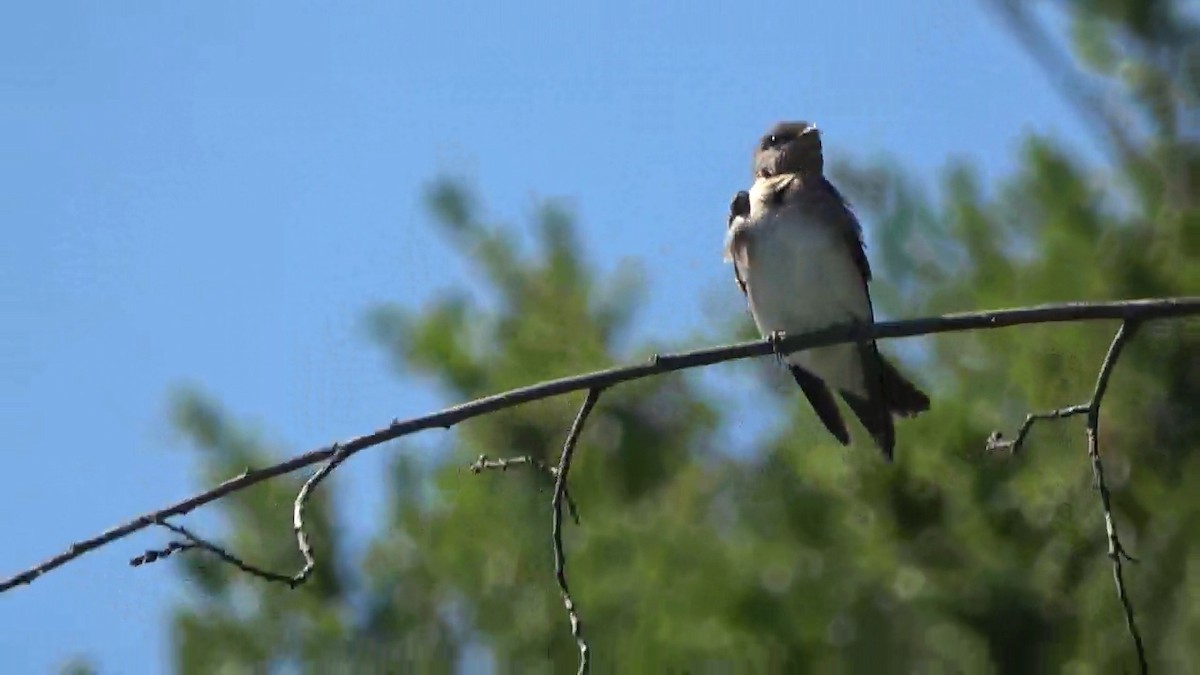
[0,2,1094,672]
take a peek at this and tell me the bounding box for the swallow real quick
[725,121,930,459]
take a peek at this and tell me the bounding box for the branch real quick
[552,388,602,675]
[129,443,353,588]
[986,404,1089,453]
[469,454,581,524]
[1088,323,1148,674]
[988,322,1148,673]
[133,519,297,585]
[2,297,1197,593]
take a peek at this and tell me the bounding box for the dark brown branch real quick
[469,454,581,524]
[288,442,351,586]
[552,388,602,675]
[129,538,197,566]
[136,520,298,585]
[988,322,1148,673]
[3,297,1198,593]
[469,454,542,472]
[986,404,1089,453]
[130,443,352,588]
[1087,322,1148,674]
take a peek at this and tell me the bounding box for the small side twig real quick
[469,454,581,524]
[1087,322,1148,674]
[129,539,197,566]
[986,404,1089,453]
[552,388,602,675]
[136,519,297,585]
[130,443,353,588]
[469,455,541,473]
[988,322,1147,674]
[290,443,352,586]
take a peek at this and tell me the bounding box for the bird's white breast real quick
[735,178,871,394]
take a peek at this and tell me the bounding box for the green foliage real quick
[168,1,1199,671]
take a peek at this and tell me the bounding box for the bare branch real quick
[129,443,353,588]
[552,388,603,675]
[2,297,1197,594]
[289,443,352,586]
[136,519,298,585]
[988,321,1148,673]
[469,454,542,473]
[986,404,1089,453]
[469,454,581,524]
[1087,322,1148,674]
[129,539,197,567]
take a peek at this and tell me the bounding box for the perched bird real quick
[725,121,929,459]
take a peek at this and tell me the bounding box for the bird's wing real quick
[819,177,872,284]
[772,175,871,285]
[726,190,751,295]
[731,183,855,450]
[771,174,904,460]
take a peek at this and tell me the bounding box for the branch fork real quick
[6,298,1198,674]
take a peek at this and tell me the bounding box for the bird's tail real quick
[842,348,931,461]
[789,366,851,446]
[878,355,930,417]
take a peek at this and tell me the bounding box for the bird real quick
[724,121,929,460]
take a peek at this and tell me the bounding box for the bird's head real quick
[753,121,823,178]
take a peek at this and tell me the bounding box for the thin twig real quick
[3,297,1198,593]
[129,539,197,566]
[469,455,541,473]
[469,455,580,524]
[1086,322,1148,674]
[988,322,1148,673]
[986,404,1089,453]
[289,442,352,586]
[131,443,353,588]
[552,388,602,675]
[139,519,298,585]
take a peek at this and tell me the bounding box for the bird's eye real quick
[768,135,779,146]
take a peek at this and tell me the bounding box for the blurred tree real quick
[167,0,1198,672]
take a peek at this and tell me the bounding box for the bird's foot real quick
[768,330,788,365]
